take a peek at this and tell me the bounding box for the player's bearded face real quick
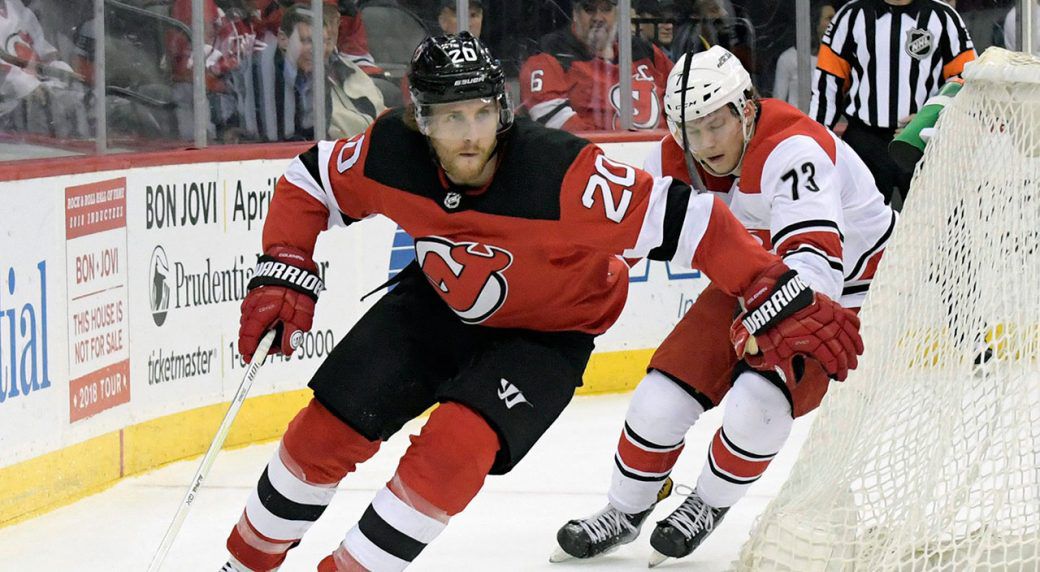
[425,99,500,186]
[682,105,748,175]
[575,1,618,53]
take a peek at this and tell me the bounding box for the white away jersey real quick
[644,98,897,308]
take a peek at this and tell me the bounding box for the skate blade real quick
[648,549,670,568]
[549,545,576,563]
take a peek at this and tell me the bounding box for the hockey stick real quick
[677,50,709,196]
[147,329,277,572]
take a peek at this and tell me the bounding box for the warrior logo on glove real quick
[239,246,323,362]
[415,237,513,324]
[740,273,813,334]
[731,265,864,383]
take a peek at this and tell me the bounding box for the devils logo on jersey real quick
[609,65,662,129]
[415,237,514,324]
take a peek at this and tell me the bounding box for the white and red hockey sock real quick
[696,372,793,509]
[609,370,706,514]
[322,402,499,571]
[227,399,381,572]
[322,484,447,572]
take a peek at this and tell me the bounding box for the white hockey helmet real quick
[664,46,753,146]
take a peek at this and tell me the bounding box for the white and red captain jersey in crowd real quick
[645,98,897,308]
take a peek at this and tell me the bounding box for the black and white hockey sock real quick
[242,445,339,546]
[335,487,447,571]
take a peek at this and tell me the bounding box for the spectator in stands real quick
[1003,0,1040,55]
[256,4,320,141]
[437,0,483,37]
[220,1,266,142]
[670,0,723,56]
[168,0,261,141]
[323,5,386,139]
[328,0,382,75]
[520,0,672,132]
[772,0,835,107]
[255,4,384,141]
[634,0,675,52]
[254,5,313,140]
[0,0,87,138]
[670,0,754,75]
[258,0,382,75]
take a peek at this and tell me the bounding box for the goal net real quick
[736,47,1040,572]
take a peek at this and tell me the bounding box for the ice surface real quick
[0,393,813,571]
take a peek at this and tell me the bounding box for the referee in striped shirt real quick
[810,0,976,206]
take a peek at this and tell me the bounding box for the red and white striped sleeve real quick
[559,145,777,296]
[262,133,381,256]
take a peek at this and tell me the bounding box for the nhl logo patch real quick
[444,191,462,210]
[905,28,934,60]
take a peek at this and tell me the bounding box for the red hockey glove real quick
[239,246,324,363]
[731,263,864,382]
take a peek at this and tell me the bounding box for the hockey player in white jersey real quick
[552,46,897,566]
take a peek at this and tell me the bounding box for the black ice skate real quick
[550,477,673,562]
[648,488,729,567]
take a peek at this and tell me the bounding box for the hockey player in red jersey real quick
[520,0,672,131]
[552,46,896,566]
[222,34,862,571]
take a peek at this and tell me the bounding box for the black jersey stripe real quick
[772,219,844,246]
[887,7,902,129]
[783,246,844,272]
[845,210,896,280]
[814,71,834,125]
[842,283,871,296]
[338,209,360,226]
[906,6,927,116]
[648,180,692,262]
[297,144,357,226]
[864,3,878,127]
[298,144,324,193]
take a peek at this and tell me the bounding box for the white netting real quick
[735,48,1040,572]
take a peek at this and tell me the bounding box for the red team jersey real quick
[643,99,897,308]
[520,28,672,131]
[264,110,777,334]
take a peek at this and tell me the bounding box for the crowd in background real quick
[0,0,1023,154]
